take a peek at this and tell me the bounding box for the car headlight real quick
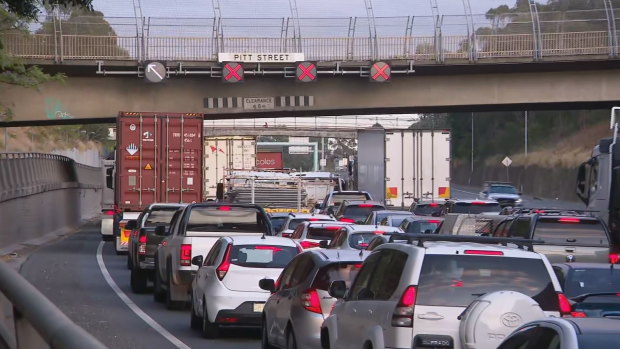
[516,198,523,203]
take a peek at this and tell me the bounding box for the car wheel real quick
[261,318,275,349]
[286,327,297,349]
[130,267,148,294]
[190,294,202,330]
[202,302,220,339]
[320,328,330,349]
[165,268,185,310]
[153,259,165,303]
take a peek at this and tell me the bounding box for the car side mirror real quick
[319,240,329,248]
[191,255,203,266]
[155,225,167,236]
[125,220,137,230]
[259,278,276,293]
[328,280,347,299]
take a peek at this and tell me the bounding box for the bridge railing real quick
[2,10,618,63]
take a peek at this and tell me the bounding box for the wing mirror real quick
[125,220,137,230]
[259,278,276,293]
[154,225,168,236]
[319,240,329,248]
[191,255,203,266]
[328,280,347,299]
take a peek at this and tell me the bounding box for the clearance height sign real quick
[256,152,283,169]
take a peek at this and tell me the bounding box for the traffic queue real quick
[114,188,620,349]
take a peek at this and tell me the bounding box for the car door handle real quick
[566,239,577,243]
[418,312,444,320]
[565,248,576,252]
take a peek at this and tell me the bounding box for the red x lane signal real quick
[296,62,317,82]
[369,62,390,82]
[222,62,244,83]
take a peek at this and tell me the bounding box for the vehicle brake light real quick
[464,250,504,256]
[282,232,293,238]
[339,218,356,223]
[138,235,147,255]
[180,244,192,266]
[359,243,369,248]
[358,204,373,208]
[354,264,363,268]
[216,244,232,280]
[429,203,439,207]
[471,201,486,205]
[308,218,320,221]
[392,285,417,327]
[570,311,587,318]
[324,226,343,230]
[558,217,580,223]
[427,220,441,224]
[610,253,620,264]
[104,210,115,216]
[217,206,232,211]
[373,230,384,235]
[301,289,322,314]
[255,246,283,252]
[557,293,572,316]
[300,241,321,249]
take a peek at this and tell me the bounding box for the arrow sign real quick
[144,62,166,83]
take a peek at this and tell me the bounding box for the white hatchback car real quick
[190,235,300,338]
[321,235,568,349]
[278,213,336,237]
[290,221,353,250]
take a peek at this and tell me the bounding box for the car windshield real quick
[563,268,620,298]
[490,185,518,194]
[413,203,444,216]
[270,216,287,233]
[230,245,298,268]
[348,232,385,250]
[534,218,608,246]
[342,205,385,223]
[452,202,501,214]
[402,221,442,234]
[417,255,558,311]
[330,193,370,206]
[144,207,179,227]
[186,206,269,234]
[311,263,363,290]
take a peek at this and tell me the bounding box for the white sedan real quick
[189,235,300,338]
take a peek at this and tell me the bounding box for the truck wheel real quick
[130,267,148,294]
[202,303,220,338]
[153,260,165,303]
[165,269,185,311]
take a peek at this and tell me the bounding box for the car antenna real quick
[261,232,266,240]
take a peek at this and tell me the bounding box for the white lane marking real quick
[96,242,191,349]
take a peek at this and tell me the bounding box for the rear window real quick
[413,204,444,216]
[230,245,298,268]
[330,193,371,205]
[348,232,385,250]
[403,221,442,234]
[311,263,363,290]
[564,268,620,297]
[533,218,608,246]
[385,216,410,227]
[288,218,330,230]
[307,226,342,240]
[187,206,269,234]
[270,216,287,233]
[451,202,501,214]
[144,208,178,227]
[417,255,558,311]
[343,205,385,223]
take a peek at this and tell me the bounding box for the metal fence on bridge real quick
[2,8,620,63]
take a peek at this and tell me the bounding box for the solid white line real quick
[96,242,191,349]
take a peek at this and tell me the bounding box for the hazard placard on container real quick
[144,163,153,170]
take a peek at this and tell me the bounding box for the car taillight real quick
[180,244,192,267]
[104,210,114,216]
[557,293,572,316]
[464,250,504,256]
[339,218,355,223]
[308,218,320,221]
[392,285,417,327]
[300,241,321,249]
[570,311,587,318]
[301,289,322,314]
[218,206,232,211]
[138,235,147,255]
[471,201,486,205]
[358,204,373,208]
[558,217,580,223]
[216,244,232,280]
[429,203,439,207]
[609,253,620,264]
[427,220,441,224]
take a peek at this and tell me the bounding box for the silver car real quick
[259,249,367,349]
[324,224,403,250]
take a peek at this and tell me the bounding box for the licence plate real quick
[253,303,265,312]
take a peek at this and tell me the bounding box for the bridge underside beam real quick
[2,67,620,125]
[203,128,356,138]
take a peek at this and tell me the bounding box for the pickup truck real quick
[153,203,273,310]
[127,203,187,293]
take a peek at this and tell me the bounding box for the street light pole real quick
[470,112,474,184]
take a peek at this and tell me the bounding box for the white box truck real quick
[204,136,256,200]
[357,128,451,208]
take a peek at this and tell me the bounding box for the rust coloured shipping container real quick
[112,112,203,254]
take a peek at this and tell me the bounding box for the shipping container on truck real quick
[357,128,451,208]
[204,136,256,200]
[112,112,204,254]
[256,151,283,169]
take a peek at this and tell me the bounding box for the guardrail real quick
[0,261,107,349]
[2,9,619,63]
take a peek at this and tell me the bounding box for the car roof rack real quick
[509,207,599,217]
[383,233,542,251]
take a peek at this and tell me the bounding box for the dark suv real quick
[334,200,385,224]
[492,208,615,263]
